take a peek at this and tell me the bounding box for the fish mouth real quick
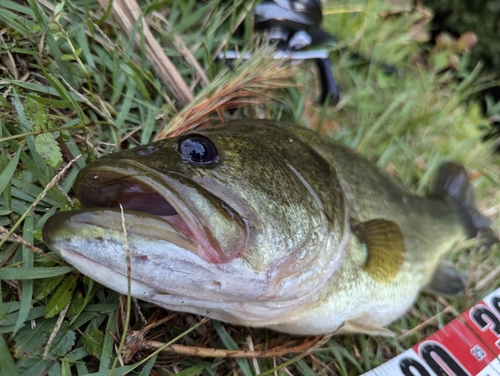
[75,166,195,245]
[65,159,248,264]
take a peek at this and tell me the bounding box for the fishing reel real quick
[254,0,323,50]
[221,0,340,104]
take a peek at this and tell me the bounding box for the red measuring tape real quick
[364,287,500,375]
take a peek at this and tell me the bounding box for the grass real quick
[0,0,499,375]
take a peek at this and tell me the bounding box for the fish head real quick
[43,120,347,325]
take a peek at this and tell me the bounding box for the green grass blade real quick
[0,7,34,36]
[12,216,34,336]
[137,354,158,376]
[174,364,205,376]
[114,79,137,134]
[0,266,74,280]
[25,0,77,88]
[44,275,77,318]
[11,89,48,170]
[99,311,117,372]
[0,145,21,197]
[0,334,19,376]
[212,320,253,376]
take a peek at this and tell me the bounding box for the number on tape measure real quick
[399,358,431,376]
[398,341,469,375]
[471,305,500,336]
[419,342,469,376]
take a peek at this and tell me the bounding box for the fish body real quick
[42,120,491,335]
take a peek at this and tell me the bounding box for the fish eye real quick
[179,135,218,165]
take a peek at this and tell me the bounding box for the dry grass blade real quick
[96,0,193,107]
[43,300,71,359]
[0,226,61,264]
[155,48,295,139]
[396,305,459,340]
[132,332,329,359]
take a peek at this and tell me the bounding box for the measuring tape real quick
[364,287,500,376]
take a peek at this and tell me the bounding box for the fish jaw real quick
[42,208,198,295]
[42,209,266,303]
[42,208,338,326]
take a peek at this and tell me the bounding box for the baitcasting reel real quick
[221,0,340,104]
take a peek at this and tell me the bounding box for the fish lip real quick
[43,207,198,253]
[73,159,246,263]
[49,244,162,301]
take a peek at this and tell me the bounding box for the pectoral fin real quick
[352,219,406,283]
[424,263,466,296]
[336,320,395,337]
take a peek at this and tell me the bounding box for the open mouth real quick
[72,162,247,264]
[114,185,178,216]
[111,185,197,239]
[75,168,196,242]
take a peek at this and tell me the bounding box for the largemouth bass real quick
[42,120,494,336]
